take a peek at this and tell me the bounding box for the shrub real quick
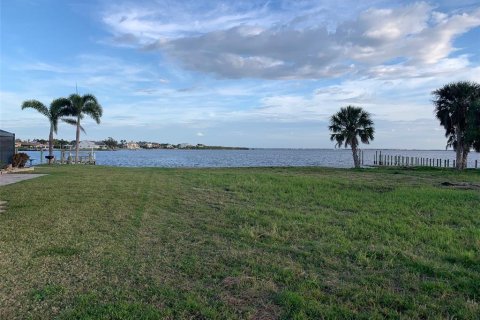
[12,153,30,168]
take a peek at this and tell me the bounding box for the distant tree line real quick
[17,138,75,148]
[103,137,119,150]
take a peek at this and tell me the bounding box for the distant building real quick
[19,141,45,149]
[77,141,99,149]
[126,141,140,150]
[178,143,191,149]
[95,142,108,150]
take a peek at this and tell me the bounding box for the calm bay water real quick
[24,149,480,168]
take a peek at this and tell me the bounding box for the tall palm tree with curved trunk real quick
[21,98,71,164]
[329,106,374,168]
[432,81,480,170]
[66,93,103,163]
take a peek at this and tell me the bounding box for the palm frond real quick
[51,98,72,117]
[62,118,78,126]
[21,100,49,118]
[82,93,99,105]
[62,118,86,133]
[49,98,72,133]
[328,105,374,149]
[66,93,103,123]
[83,100,103,124]
[68,93,84,116]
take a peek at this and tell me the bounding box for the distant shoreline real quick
[19,147,458,152]
[17,146,250,152]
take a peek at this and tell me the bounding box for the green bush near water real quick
[0,165,479,319]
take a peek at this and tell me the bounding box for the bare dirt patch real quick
[440,182,480,190]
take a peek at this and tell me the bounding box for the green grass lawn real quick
[0,165,479,319]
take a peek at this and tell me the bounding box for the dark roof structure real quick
[0,129,15,165]
[0,129,15,137]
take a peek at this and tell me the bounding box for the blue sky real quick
[1,0,479,148]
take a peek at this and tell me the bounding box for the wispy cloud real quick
[102,1,480,80]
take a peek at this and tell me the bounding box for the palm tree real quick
[432,81,480,170]
[66,93,103,163]
[329,106,374,168]
[21,98,71,164]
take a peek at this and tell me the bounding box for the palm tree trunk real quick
[75,116,81,164]
[455,128,464,170]
[351,143,360,168]
[455,147,463,170]
[462,147,469,169]
[48,125,54,165]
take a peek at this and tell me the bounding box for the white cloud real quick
[102,1,276,44]
[102,1,480,80]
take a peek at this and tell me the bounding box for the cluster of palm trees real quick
[329,81,480,170]
[21,94,103,164]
